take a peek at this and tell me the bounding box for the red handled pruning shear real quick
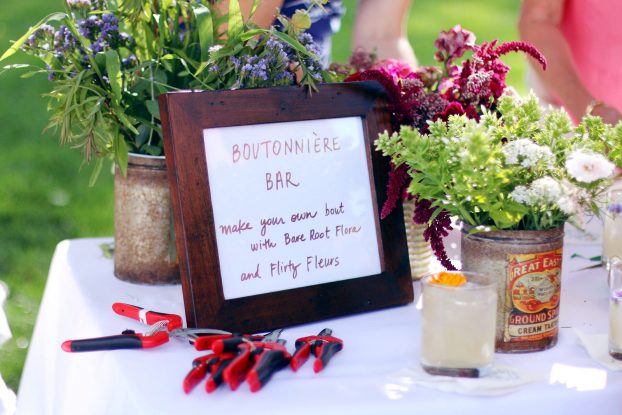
[183,352,238,394]
[290,328,343,372]
[61,303,230,352]
[223,328,291,392]
[183,329,287,394]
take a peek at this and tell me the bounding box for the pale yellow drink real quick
[421,272,497,377]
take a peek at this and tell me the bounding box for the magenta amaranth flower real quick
[380,163,410,219]
[412,197,456,270]
[375,59,416,84]
[347,27,547,268]
[434,25,476,66]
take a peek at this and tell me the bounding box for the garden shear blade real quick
[61,303,230,352]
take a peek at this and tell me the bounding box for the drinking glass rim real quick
[421,271,496,290]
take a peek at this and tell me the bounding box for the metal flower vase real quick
[461,225,564,353]
[403,199,436,279]
[114,153,180,284]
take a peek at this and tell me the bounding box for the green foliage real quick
[0,0,525,392]
[1,0,326,182]
[376,93,617,230]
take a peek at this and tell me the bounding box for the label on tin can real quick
[505,249,562,343]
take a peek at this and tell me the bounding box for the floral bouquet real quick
[346,26,621,269]
[376,92,620,269]
[1,0,327,182]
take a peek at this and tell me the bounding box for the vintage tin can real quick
[461,226,564,353]
[114,154,180,284]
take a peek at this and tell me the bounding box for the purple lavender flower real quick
[609,204,622,214]
[54,25,76,52]
[26,34,37,48]
[46,64,55,81]
[121,54,137,68]
[90,41,104,53]
[78,16,99,39]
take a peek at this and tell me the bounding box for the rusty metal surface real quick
[114,154,180,285]
[461,226,564,353]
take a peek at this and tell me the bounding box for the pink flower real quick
[375,59,416,84]
[434,25,476,65]
[346,27,547,268]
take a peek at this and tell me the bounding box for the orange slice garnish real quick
[429,271,467,286]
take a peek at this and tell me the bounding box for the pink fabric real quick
[561,0,622,112]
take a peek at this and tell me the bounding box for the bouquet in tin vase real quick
[345,25,591,269]
[376,92,620,253]
[1,0,327,182]
[376,91,621,352]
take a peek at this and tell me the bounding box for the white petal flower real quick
[557,196,576,215]
[503,138,554,168]
[531,177,562,203]
[509,185,530,204]
[509,177,562,206]
[565,150,615,183]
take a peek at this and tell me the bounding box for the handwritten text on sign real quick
[203,117,382,300]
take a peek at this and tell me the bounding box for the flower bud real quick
[291,10,311,33]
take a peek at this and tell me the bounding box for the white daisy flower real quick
[565,150,614,183]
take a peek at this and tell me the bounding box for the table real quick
[16,231,622,414]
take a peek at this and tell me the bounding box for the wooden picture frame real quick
[159,82,413,332]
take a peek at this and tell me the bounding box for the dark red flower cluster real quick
[345,26,546,267]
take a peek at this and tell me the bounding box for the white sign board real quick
[203,116,382,300]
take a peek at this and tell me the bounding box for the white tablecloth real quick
[16,233,622,414]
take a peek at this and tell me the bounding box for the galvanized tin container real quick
[403,199,435,280]
[461,225,564,353]
[114,154,180,284]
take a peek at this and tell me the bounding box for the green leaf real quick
[105,50,123,104]
[249,0,260,19]
[270,30,317,59]
[99,242,114,259]
[227,0,244,40]
[193,5,214,62]
[88,158,105,187]
[112,104,139,135]
[135,124,151,148]
[240,28,265,41]
[0,12,67,62]
[115,132,129,177]
[145,99,161,120]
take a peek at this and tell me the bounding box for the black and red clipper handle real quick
[211,334,265,354]
[246,347,291,392]
[183,361,209,394]
[112,303,183,332]
[193,333,265,352]
[183,352,237,394]
[61,330,169,352]
[291,328,343,372]
[222,347,263,391]
[206,356,236,393]
[313,341,343,373]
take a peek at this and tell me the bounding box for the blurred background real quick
[0,0,525,392]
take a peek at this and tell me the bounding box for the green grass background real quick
[0,0,525,392]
